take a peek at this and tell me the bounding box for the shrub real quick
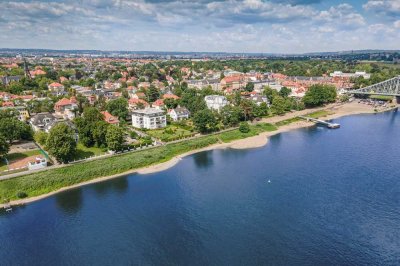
[16,191,27,199]
[239,122,250,133]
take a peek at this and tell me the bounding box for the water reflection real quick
[91,176,129,197]
[55,188,83,214]
[193,151,214,168]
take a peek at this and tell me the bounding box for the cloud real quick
[363,0,400,17]
[0,0,397,53]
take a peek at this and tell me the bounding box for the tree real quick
[220,105,243,127]
[34,131,48,146]
[240,99,254,121]
[193,109,217,133]
[302,84,337,107]
[106,98,128,121]
[0,135,10,158]
[245,82,254,92]
[0,118,32,143]
[239,122,250,133]
[106,125,124,151]
[92,121,109,148]
[263,86,279,103]
[271,96,287,115]
[164,98,178,109]
[279,87,291,98]
[146,86,160,102]
[46,123,77,163]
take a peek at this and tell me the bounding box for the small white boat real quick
[267,180,271,183]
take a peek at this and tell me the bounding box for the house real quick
[54,97,78,119]
[205,95,228,111]
[48,82,66,96]
[2,101,14,107]
[101,111,119,125]
[0,76,22,85]
[169,107,190,121]
[30,112,58,132]
[250,95,269,106]
[162,93,180,100]
[131,108,166,129]
[131,92,146,100]
[30,69,46,78]
[128,98,149,110]
[220,75,245,90]
[0,106,30,121]
[152,99,165,110]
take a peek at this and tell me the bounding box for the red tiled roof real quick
[2,101,14,107]
[152,99,164,106]
[101,111,119,124]
[162,94,180,100]
[49,82,63,88]
[129,98,149,106]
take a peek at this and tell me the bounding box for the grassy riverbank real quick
[0,123,278,202]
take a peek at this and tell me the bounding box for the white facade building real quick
[169,107,190,121]
[204,95,228,111]
[330,71,371,79]
[131,108,167,129]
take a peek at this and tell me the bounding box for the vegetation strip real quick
[0,122,278,202]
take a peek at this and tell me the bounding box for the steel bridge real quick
[347,76,400,97]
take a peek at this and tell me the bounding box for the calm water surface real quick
[1,111,400,265]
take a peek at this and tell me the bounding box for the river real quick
[1,111,400,265]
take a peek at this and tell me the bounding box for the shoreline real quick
[2,102,398,209]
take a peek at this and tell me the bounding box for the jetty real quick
[299,116,340,129]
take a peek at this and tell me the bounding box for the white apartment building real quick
[131,108,167,129]
[330,71,371,79]
[205,95,228,111]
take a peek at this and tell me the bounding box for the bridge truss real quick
[347,76,400,96]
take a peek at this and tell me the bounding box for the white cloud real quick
[0,0,397,53]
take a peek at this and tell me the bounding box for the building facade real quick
[131,108,167,129]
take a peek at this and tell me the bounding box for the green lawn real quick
[0,150,42,171]
[306,110,333,119]
[369,95,393,101]
[219,123,278,143]
[73,143,107,161]
[146,125,195,142]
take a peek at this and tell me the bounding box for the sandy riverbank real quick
[2,101,397,209]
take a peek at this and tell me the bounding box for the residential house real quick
[205,95,228,111]
[152,99,165,110]
[48,82,66,96]
[29,112,58,132]
[101,111,119,125]
[128,98,149,110]
[54,97,78,119]
[169,107,190,121]
[220,75,245,90]
[131,108,167,129]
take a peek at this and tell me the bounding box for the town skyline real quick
[0,0,399,53]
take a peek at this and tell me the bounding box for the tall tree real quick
[193,109,218,133]
[46,123,77,163]
[106,98,128,121]
[106,125,124,151]
[0,135,10,158]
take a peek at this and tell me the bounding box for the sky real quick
[0,0,399,53]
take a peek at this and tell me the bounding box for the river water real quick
[1,111,400,265]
